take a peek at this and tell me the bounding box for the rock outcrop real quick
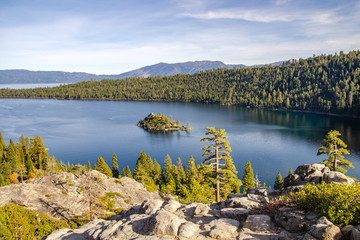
[283,164,355,193]
[0,170,161,219]
[43,184,358,240]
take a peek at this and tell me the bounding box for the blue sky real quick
[0,0,359,74]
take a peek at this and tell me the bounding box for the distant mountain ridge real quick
[0,61,245,84]
[117,61,241,79]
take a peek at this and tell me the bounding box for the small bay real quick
[0,98,359,185]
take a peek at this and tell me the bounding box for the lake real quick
[0,98,359,186]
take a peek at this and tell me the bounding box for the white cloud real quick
[182,9,291,23]
[181,6,341,25]
[1,0,359,74]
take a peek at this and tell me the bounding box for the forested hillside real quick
[1,50,359,116]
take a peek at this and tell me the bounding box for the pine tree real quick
[163,154,177,194]
[288,168,293,175]
[221,157,241,198]
[147,155,154,174]
[0,162,11,186]
[6,139,18,173]
[121,166,133,178]
[152,159,163,186]
[317,130,353,173]
[16,147,26,182]
[274,172,284,190]
[176,157,186,183]
[133,150,149,181]
[0,131,5,161]
[87,161,92,171]
[133,151,156,191]
[242,161,255,193]
[196,163,216,203]
[175,157,187,197]
[25,154,34,175]
[254,173,261,188]
[29,135,49,172]
[187,156,198,179]
[201,127,234,202]
[94,156,113,177]
[111,154,119,178]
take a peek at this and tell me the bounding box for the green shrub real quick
[287,182,360,226]
[97,192,122,212]
[0,204,76,240]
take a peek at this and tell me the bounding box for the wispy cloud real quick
[181,6,341,25]
[182,9,291,23]
[0,0,359,74]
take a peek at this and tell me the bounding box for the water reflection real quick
[232,107,360,153]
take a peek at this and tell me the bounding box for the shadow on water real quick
[141,128,191,140]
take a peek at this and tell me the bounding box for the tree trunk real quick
[215,143,220,202]
[333,143,338,171]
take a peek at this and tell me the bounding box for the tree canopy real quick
[94,156,112,177]
[317,130,353,173]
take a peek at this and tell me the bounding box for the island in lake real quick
[137,112,192,131]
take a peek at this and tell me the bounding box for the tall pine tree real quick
[133,151,156,191]
[201,127,237,202]
[163,154,177,194]
[111,154,119,178]
[133,150,149,181]
[242,161,255,193]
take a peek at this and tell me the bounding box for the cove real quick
[0,98,359,185]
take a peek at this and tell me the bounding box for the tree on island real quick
[317,130,353,173]
[242,161,255,193]
[201,127,241,202]
[94,156,112,177]
[137,113,191,131]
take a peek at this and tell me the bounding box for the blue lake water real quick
[0,98,359,186]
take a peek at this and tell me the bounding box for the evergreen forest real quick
[0,131,64,186]
[0,50,359,116]
[0,130,242,203]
